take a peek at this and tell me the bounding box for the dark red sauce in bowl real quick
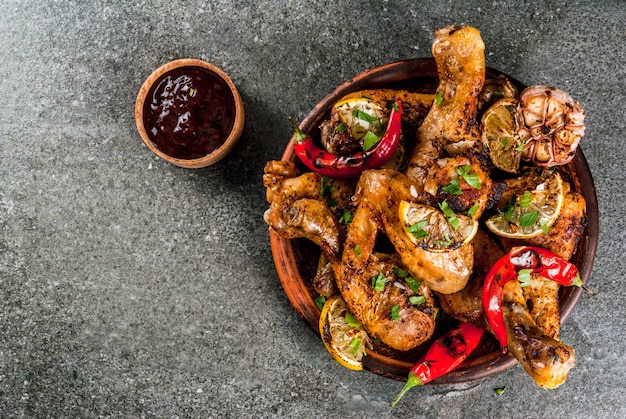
[143,67,236,160]
[136,59,244,168]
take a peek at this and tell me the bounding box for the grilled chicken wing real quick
[405,25,486,184]
[263,160,342,260]
[502,279,575,388]
[336,174,438,350]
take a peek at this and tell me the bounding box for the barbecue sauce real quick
[143,66,236,160]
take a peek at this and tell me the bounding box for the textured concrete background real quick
[1,0,624,417]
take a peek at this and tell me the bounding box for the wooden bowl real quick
[269,58,599,383]
[135,58,245,168]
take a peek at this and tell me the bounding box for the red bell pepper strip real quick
[290,100,402,178]
[390,322,484,407]
[482,246,584,354]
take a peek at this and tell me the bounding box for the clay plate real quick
[269,58,598,383]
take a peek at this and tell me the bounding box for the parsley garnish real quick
[442,179,462,195]
[495,386,506,396]
[363,131,381,151]
[188,88,196,97]
[456,165,482,190]
[409,295,426,305]
[435,92,443,107]
[314,295,326,310]
[393,266,409,278]
[438,200,459,231]
[466,203,479,218]
[339,210,353,224]
[335,123,347,132]
[349,337,362,356]
[372,273,387,292]
[520,191,532,208]
[435,231,453,248]
[518,269,533,287]
[354,244,362,258]
[519,211,539,227]
[345,311,361,328]
[353,109,378,123]
[320,176,333,197]
[515,140,525,152]
[501,137,509,147]
[390,305,400,321]
[405,277,421,293]
[500,195,517,222]
[407,220,429,239]
[540,219,550,233]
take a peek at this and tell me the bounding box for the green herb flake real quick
[438,200,460,231]
[494,91,505,98]
[505,105,514,113]
[390,305,400,321]
[456,165,482,190]
[466,203,480,218]
[407,220,429,239]
[435,231,453,248]
[515,140,526,152]
[435,92,443,107]
[353,109,378,123]
[320,176,334,197]
[339,210,353,224]
[442,178,462,195]
[500,195,517,222]
[188,88,196,97]
[518,269,533,287]
[345,311,361,328]
[409,295,426,306]
[363,131,381,151]
[501,137,509,147]
[349,337,362,356]
[393,266,409,278]
[354,244,362,258]
[314,295,327,311]
[405,277,421,293]
[519,211,539,227]
[371,273,387,292]
[335,123,347,132]
[540,219,550,233]
[393,101,399,111]
[494,386,506,396]
[520,191,532,209]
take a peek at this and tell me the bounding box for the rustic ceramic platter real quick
[269,58,598,383]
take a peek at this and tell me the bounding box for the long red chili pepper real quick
[290,100,402,178]
[482,246,584,354]
[390,322,484,407]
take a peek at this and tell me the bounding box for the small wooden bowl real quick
[270,58,599,383]
[135,58,245,168]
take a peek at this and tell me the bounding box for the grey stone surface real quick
[0,0,624,417]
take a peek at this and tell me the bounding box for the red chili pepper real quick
[482,246,583,354]
[390,322,484,407]
[290,100,403,178]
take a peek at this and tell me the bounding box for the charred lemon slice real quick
[319,295,370,371]
[481,97,524,173]
[399,201,478,252]
[486,170,564,239]
[334,97,387,145]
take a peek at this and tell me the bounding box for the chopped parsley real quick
[442,178,463,195]
[363,131,381,151]
[405,277,421,294]
[409,295,426,306]
[339,210,353,224]
[188,88,196,97]
[439,200,460,231]
[349,337,362,356]
[371,273,387,292]
[393,266,409,278]
[501,137,509,147]
[390,305,400,321]
[314,295,326,310]
[407,220,429,239]
[520,191,532,209]
[466,203,480,218]
[515,140,526,152]
[519,211,539,227]
[435,231,453,248]
[518,269,533,287]
[540,219,550,233]
[494,386,506,396]
[344,311,361,328]
[354,244,362,258]
[352,109,378,123]
[335,123,347,132]
[435,92,443,107]
[456,165,482,190]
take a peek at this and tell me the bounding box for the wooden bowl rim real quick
[270,57,599,383]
